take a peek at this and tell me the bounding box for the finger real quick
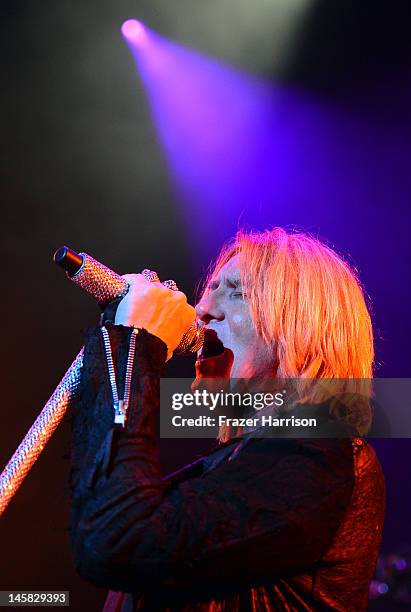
[184,304,197,326]
[172,290,187,302]
[121,273,153,287]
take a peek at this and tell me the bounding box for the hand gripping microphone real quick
[53,245,204,353]
[0,246,203,517]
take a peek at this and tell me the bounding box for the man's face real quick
[195,255,274,378]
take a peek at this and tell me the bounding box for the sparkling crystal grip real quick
[0,247,203,516]
[0,350,83,516]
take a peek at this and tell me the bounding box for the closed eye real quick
[206,278,244,295]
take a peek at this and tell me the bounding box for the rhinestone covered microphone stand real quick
[0,249,203,516]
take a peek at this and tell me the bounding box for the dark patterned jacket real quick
[69,325,386,611]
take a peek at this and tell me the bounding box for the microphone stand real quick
[0,247,203,516]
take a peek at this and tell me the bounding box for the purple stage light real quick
[121,19,145,43]
[123,30,272,254]
[123,26,411,274]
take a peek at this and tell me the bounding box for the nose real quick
[195,292,225,325]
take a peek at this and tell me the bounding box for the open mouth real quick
[195,329,234,380]
[198,329,225,360]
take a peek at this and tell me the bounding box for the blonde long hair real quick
[205,228,374,435]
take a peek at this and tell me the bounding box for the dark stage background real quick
[1,1,411,610]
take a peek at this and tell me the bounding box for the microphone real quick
[53,245,204,354]
[0,245,205,517]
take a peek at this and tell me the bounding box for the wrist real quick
[111,321,173,361]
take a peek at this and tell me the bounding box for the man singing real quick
[69,227,385,611]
